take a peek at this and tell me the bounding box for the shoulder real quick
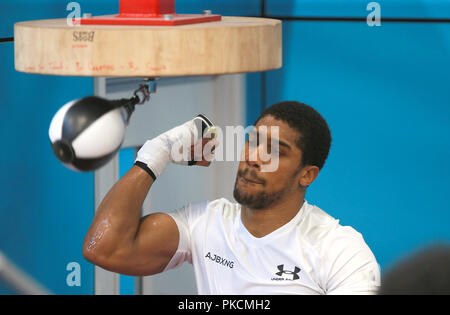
[300,202,380,293]
[207,198,240,217]
[299,201,341,245]
[300,201,375,258]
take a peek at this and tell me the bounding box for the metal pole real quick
[0,251,51,295]
[93,77,120,295]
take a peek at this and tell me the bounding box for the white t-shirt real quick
[165,198,380,295]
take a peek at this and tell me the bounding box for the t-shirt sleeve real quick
[163,200,209,272]
[321,226,381,295]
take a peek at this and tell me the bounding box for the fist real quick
[189,135,219,167]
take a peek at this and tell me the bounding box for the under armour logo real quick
[275,265,301,280]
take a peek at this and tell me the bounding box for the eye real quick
[275,149,284,157]
[267,145,280,156]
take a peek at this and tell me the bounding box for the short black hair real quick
[256,101,332,170]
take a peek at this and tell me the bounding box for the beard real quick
[233,168,291,210]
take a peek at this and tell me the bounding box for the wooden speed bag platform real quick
[14,0,282,77]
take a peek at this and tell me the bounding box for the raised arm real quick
[82,115,217,276]
[82,166,179,276]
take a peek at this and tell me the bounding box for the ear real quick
[298,165,320,188]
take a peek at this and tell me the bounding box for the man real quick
[83,101,380,295]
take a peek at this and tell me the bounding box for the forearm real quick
[83,165,153,261]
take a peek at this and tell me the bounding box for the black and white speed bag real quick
[49,96,129,172]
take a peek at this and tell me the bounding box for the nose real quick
[245,143,263,170]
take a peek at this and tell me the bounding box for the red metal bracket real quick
[79,0,222,26]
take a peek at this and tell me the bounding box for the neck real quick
[241,193,305,238]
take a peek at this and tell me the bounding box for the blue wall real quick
[265,20,450,273]
[265,0,450,19]
[0,0,117,295]
[258,1,450,273]
[1,0,449,294]
[0,43,95,294]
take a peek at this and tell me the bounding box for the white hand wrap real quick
[135,115,215,180]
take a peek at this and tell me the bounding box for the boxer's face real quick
[233,115,307,209]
